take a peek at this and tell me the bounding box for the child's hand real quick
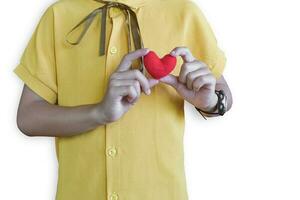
[159,47,218,112]
[96,48,159,123]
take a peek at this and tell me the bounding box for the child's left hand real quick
[159,47,218,112]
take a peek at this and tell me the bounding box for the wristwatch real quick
[195,89,228,120]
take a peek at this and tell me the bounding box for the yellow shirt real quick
[13,0,226,199]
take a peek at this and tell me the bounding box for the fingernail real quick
[146,89,151,95]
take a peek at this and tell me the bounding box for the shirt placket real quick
[105,7,124,200]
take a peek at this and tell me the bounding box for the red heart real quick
[143,51,177,79]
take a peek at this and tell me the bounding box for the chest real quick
[54,7,185,106]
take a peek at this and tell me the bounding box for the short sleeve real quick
[13,5,58,104]
[183,1,226,79]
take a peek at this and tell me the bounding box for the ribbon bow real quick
[65,0,145,73]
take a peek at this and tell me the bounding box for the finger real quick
[110,79,141,97]
[170,46,195,63]
[186,67,210,90]
[178,61,201,84]
[159,74,179,89]
[113,69,151,95]
[117,48,150,72]
[148,78,159,88]
[115,85,139,103]
[192,74,216,92]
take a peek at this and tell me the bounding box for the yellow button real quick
[109,193,119,200]
[107,147,117,157]
[109,7,122,18]
[110,46,118,54]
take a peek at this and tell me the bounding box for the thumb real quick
[159,74,178,89]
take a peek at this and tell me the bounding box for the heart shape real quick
[143,51,177,79]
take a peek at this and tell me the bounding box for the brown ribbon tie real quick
[65,0,145,73]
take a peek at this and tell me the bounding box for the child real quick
[14,0,232,199]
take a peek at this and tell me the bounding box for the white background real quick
[1,0,300,199]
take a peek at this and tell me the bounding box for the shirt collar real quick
[100,0,147,9]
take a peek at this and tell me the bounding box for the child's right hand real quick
[94,48,159,124]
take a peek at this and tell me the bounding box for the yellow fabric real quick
[13,0,226,199]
